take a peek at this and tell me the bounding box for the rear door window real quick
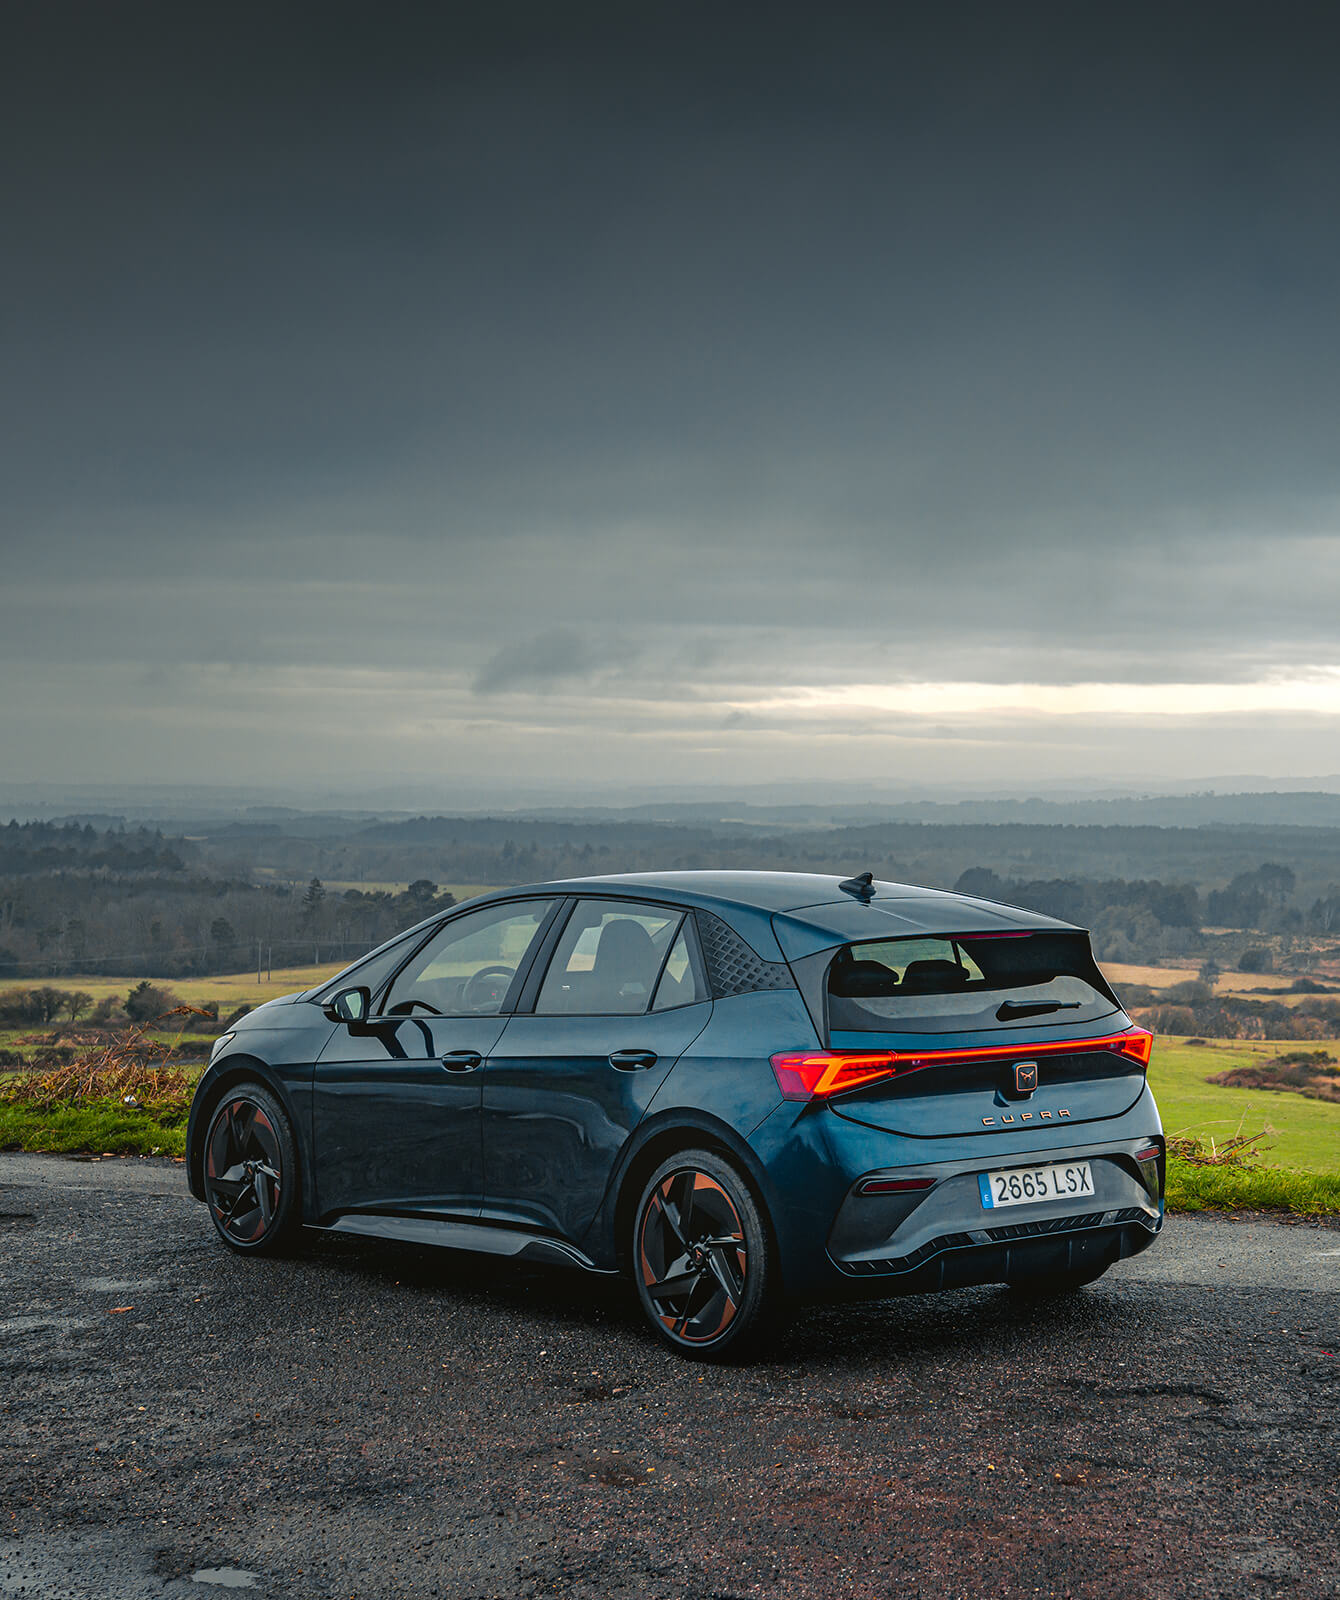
[651,926,708,1011]
[827,931,1119,1034]
[536,900,681,1015]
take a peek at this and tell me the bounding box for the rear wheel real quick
[631,1149,780,1360]
[201,1082,302,1255]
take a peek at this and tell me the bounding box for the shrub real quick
[1238,946,1274,974]
[124,981,181,1023]
[2,1008,204,1110]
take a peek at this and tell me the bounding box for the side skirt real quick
[312,1212,619,1274]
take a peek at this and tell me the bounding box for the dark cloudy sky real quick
[4,1,1339,796]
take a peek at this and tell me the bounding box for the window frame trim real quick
[519,895,709,1019]
[368,895,567,1021]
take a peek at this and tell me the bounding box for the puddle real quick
[190,1570,258,1590]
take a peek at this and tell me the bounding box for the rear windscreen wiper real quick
[995,999,1082,1020]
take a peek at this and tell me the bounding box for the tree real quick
[31,986,69,1025]
[125,980,180,1023]
[954,867,1003,898]
[209,917,237,950]
[64,989,94,1024]
[1255,863,1296,905]
[302,879,326,922]
[399,879,453,920]
[1309,890,1340,935]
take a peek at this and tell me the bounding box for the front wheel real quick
[631,1149,781,1360]
[201,1082,303,1255]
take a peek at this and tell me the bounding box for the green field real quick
[4,1024,1338,1211]
[1150,1036,1340,1172]
[4,964,350,1014]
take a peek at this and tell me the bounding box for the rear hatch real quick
[776,920,1148,1138]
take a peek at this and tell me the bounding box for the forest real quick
[1,802,1338,982]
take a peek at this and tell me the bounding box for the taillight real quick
[770,1051,901,1100]
[770,1026,1154,1103]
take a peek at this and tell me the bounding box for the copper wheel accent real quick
[637,1169,748,1345]
[203,1097,283,1246]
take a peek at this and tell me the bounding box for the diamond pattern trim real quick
[694,911,796,998]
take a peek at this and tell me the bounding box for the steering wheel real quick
[461,964,516,1011]
[386,998,443,1017]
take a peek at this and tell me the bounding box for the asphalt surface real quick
[1,1153,1337,1600]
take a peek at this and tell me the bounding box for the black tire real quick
[201,1081,303,1256]
[631,1148,781,1361]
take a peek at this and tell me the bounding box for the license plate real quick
[978,1160,1094,1210]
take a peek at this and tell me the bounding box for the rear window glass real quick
[827,932,1118,1035]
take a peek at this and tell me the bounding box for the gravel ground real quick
[2,1153,1337,1600]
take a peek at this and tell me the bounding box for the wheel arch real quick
[591,1109,783,1283]
[187,1056,310,1216]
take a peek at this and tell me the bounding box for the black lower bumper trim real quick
[837,1206,1157,1277]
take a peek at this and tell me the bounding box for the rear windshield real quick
[826,932,1119,1035]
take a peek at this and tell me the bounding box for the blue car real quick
[186,871,1164,1358]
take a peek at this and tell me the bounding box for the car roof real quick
[497,870,1076,963]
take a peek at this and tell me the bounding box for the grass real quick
[1150,1036,1340,1172]
[0,1097,190,1157]
[3,1023,1337,1219]
[1166,1157,1340,1214]
[10,963,349,1012]
[0,1012,205,1158]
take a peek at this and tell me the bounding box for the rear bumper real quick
[831,1211,1160,1298]
[827,1136,1162,1274]
[748,1083,1165,1298]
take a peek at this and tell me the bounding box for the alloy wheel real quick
[204,1096,284,1247]
[637,1168,749,1345]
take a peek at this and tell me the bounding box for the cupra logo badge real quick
[1014,1060,1039,1094]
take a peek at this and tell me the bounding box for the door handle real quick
[608,1048,658,1072]
[441,1050,483,1072]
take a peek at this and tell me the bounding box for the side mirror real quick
[326,985,371,1023]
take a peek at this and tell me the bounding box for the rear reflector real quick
[1135,1144,1162,1162]
[857,1176,937,1196]
[770,1027,1155,1102]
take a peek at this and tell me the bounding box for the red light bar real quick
[771,1027,1154,1102]
[1135,1144,1162,1162]
[955,930,1035,940]
[771,1051,902,1099]
[857,1176,937,1195]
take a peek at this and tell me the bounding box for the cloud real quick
[472,627,642,695]
[3,4,1340,790]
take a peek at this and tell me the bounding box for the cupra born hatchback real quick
[186,871,1164,1357]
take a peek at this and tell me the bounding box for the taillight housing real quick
[770,1051,902,1100]
[770,1026,1154,1102]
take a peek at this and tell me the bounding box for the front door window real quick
[383,900,554,1016]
